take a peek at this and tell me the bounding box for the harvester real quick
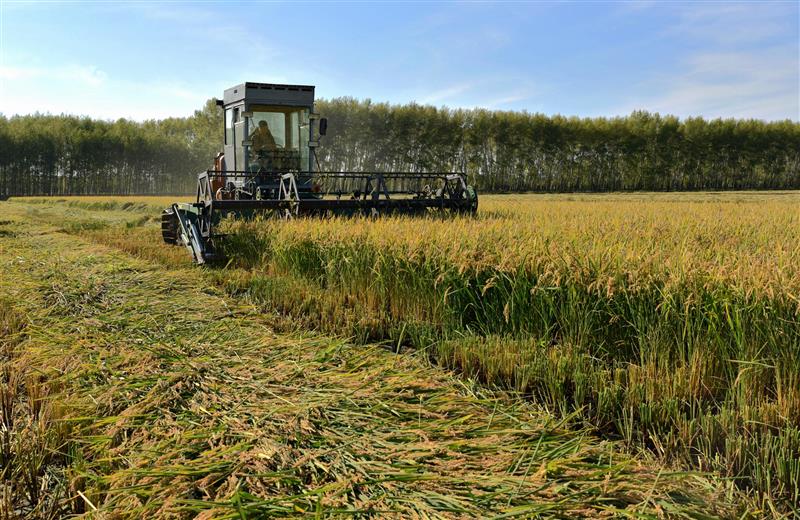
[162,82,478,263]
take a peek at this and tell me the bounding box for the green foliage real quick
[0,99,222,197]
[1,97,799,196]
[316,100,800,192]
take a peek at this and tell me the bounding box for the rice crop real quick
[210,192,800,511]
[0,298,71,519]
[9,192,800,514]
[0,202,744,518]
[12,196,187,214]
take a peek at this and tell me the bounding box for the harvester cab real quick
[220,83,316,199]
[162,82,478,264]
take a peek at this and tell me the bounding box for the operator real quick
[250,120,281,173]
[251,120,278,153]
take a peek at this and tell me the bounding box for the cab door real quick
[223,107,235,171]
[223,106,245,172]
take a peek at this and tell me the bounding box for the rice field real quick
[216,192,800,510]
[2,192,799,517]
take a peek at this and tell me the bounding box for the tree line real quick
[317,99,800,192]
[1,97,798,198]
[0,100,219,198]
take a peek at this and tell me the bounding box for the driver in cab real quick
[251,120,278,153]
[250,120,280,172]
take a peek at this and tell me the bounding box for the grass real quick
[6,193,799,516]
[0,201,745,518]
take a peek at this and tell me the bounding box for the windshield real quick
[247,105,309,172]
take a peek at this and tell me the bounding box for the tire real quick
[161,207,178,245]
[467,186,478,215]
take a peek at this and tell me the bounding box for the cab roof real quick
[223,82,315,108]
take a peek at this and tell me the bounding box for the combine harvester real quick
[162,82,478,263]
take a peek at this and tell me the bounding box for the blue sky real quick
[0,1,797,121]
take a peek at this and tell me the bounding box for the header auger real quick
[162,82,478,264]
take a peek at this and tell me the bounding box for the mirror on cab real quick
[319,118,328,136]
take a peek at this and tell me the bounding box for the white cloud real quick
[0,63,211,120]
[128,2,281,63]
[418,83,474,105]
[0,66,35,80]
[0,64,107,86]
[0,59,336,120]
[613,45,799,121]
[66,65,108,87]
[601,2,800,120]
[404,75,538,111]
[482,92,533,110]
[666,2,795,46]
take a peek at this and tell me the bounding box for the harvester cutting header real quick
[162,82,478,263]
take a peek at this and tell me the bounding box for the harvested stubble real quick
[0,204,742,517]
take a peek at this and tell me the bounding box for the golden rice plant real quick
[0,206,743,518]
[14,192,800,511]
[215,192,800,510]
